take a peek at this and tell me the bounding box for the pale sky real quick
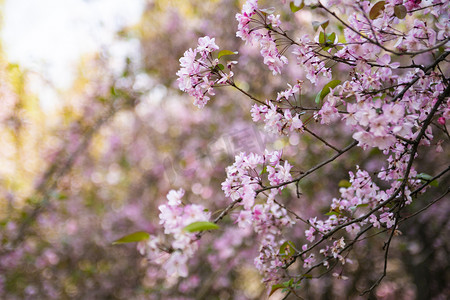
[2,0,145,91]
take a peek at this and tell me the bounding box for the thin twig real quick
[361,216,399,295]
[257,140,358,193]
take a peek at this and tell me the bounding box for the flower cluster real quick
[252,200,294,283]
[292,36,332,84]
[221,151,294,282]
[222,150,293,208]
[176,36,234,108]
[139,189,211,280]
[236,0,288,74]
[301,164,418,269]
[251,102,303,135]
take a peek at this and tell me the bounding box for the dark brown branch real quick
[229,81,267,106]
[213,199,241,224]
[304,127,341,152]
[402,188,450,222]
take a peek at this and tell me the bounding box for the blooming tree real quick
[134,0,450,297]
[0,0,448,299]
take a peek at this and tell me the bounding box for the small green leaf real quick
[369,1,386,20]
[279,240,296,258]
[394,5,407,19]
[217,64,225,70]
[184,221,219,233]
[290,1,304,12]
[284,279,294,287]
[315,92,322,104]
[112,232,150,245]
[430,180,439,187]
[416,173,439,187]
[312,21,320,31]
[319,79,341,100]
[218,50,238,59]
[338,180,351,188]
[319,31,325,44]
[327,32,336,44]
[312,20,329,31]
[316,79,341,104]
[110,86,117,96]
[269,284,285,296]
[356,203,369,208]
[325,211,341,216]
[261,166,268,175]
[417,173,433,181]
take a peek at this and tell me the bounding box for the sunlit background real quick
[2,0,145,110]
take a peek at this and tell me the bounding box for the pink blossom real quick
[165,252,189,278]
[318,99,339,124]
[380,212,395,228]
[369,214,381,228]
[197,36,219,55]
[166,188,185,206]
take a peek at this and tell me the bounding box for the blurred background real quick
[0,0,448,299]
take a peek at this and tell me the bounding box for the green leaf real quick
[269,283,285,296]
[394,5,407,19]
[218,50,238,59]
[319,31,325,44]
[315,92,322,104]
[327,32,336,44]
[417,173,433,181]
[260,165,268,175]
[325,211,341,216]
[110,86,117,96]
[416,173,439,187]
[217,64,225,70]
[290,1,304,12]
[312,20,329,31]
[183,221,219,233]
[320,79,341,99]
[112,232,150,245]
[430,180,439,187]
[284,279,294,287]
[369,1,386,20]
[279,240,296,258]
[356,203,369,208]
[316,79,341,103]
[338,180,351,188]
